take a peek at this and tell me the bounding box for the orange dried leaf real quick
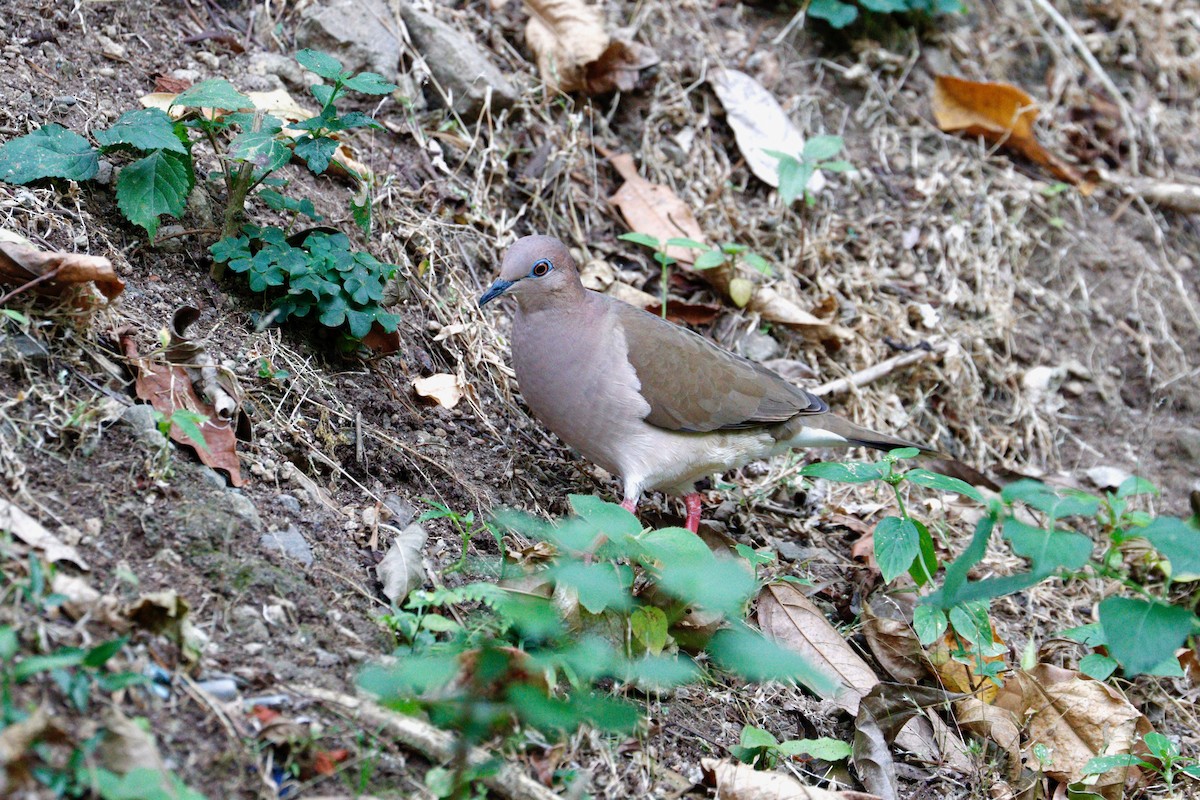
[605,151,706,263]
[121,334,245,486]
[525,0,654,95]
[312,748,350,776]
[0,234,124,303]
[932,74,1088,189]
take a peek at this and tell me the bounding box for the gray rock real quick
[120,404,167,449]
[382,493,417,528]
[195,677,239,701]
[296,0,401,81]
[277,494,302,515]
[226,492,264,533]
[196,466,228,490]
[246,52,318,92]
[260,524,313,567]
[399,4,516,121]
[231,605,270,640]
[1179,427,1200,463]
[0,332,50,364]
[737,330,781,363]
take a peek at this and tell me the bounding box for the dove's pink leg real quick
[620,497,637,513]
[683,493,703,533]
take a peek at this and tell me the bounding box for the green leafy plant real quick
[618,233,774,315]
[1083,732,1200,795]
[804,452,1200,679]
[419,499,505,575]
[731,724,852,770]
[210,225,399,345]
[769,135,853,207]
[0,50,398,346]
[364,496,834,797]
[807,0,964,31]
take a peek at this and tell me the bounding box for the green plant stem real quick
[659,255,668,319]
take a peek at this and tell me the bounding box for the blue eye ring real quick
[529,259,553,278]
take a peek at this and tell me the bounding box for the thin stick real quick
[812,342,948,397]
[289,685,561,800]
[1027,0,1139,173]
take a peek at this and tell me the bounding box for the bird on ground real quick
[479,234,929,534]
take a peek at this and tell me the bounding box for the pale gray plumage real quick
[480,235,928,525]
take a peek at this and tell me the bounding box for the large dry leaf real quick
[0,499,89,570]
[524,0,654,94]
[853,684,962,800]
[931,75,1088,190]
[121,333,245,486]
[993,663,1150,796]
[954,697,1021,781]
[0,230,124,303]
[525,0,607,94]
[378,522,428,605]
[708,68,826,193]
[861,597,930,684]
[928,629,1004,703]
[413,373,464,409]
[606,151,706,263]
[757,582,877,714]
[96,707,166,775]
[702,758,880,800]
[603,151,833,333]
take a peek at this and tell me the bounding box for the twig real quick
[0,266,64,305]
[288,685,561,800]
[812,341,949,397]
[1027,0,1139,173]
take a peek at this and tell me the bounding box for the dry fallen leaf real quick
[708,68,827,193]
[993,663,1151,796]
[96,707,166,776]
[605,151,706,263]
[0,499,89,570]
[166,306,241,424]
[756,582,877,714]
[702,757,880,799]
[928,628,1004,703]
[954,696,1021,781]
[121,332,246,486]
[0,229,124,304]
[861,597,930,685]
[524,0,657,94]
[931,75,1090,191]
[377,522,428,605]
[413,373,464,409]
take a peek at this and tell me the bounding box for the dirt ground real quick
[1,0,1199,798]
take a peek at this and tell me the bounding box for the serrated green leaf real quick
[552,561,631,614]
[1003,519,1092,575]
[293,134,340,173]
[342,71,397,94]
[808,0,858,26]
[1098,597,1195,675]
[1082,753,1145,775]
[630,605,668,655]
[0,125,99,183]
[905,468,985,501]
[95,108,187,154]
[1138,517,1200,576]
[1116,475,1157,498]
[171,78,251,111]
[912,605,947,645]
[295,49,345,80]
[800,460,888,483]
[115,149,193,238]
[709,624,837,695]
[230,130,291,172]
[802,135,844,161]
[776,736,853,761]
[310,83,336,108]
[875,516,920,582]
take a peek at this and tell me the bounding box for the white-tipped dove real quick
[480,235,929,532]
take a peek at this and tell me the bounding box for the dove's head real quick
[478,235,583,310]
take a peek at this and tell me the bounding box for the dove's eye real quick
[530,259,553,278]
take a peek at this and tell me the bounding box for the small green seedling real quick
[731,725,852,770]
[619,233,774,314]
[1083,732,1200,795]
[807,0,964,30]
[769,135,853,207]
